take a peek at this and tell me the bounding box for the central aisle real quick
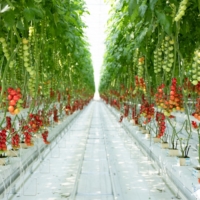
[8,101,178,200]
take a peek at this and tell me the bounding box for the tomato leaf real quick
[139,4,147,17]
[16,20,25,30]
[3,10,15,27]
[23,8,35,22]
[150,0,158,11]
[31,7,44,19]
[135,27,148,47]
[130,4,139,21]
[155,11,172,35]
[128,0,137,16]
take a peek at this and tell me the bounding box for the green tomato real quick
[5,53,9,58]
[165,36,170,41]
[192,80,198,85]
[24,62,29,68]
[2,41,7,46]
[181,5,187,11]
[182,0,188,4]
[193,57,198,62]
[23,45,28,51]
[24,57,29,62]
[30,71,35,76]
[24,51,29,56]
[179,10,185,16]
[0,38,5,42]
[192,75,197,79]
[3,48,8,53]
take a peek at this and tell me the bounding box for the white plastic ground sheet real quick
[2,101,183,200]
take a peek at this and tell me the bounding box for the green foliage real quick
[0,0,95,106]
[99,0,200,97]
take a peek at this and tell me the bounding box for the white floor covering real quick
[3,101,181,200]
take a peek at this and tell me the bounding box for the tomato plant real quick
[0,0,95,150]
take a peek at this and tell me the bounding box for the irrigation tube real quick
[0,110,81,196]
[106,104,196,200]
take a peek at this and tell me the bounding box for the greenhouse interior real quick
[1,0,200,199]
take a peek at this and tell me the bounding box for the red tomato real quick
[7,87,13,93]
[9,100,16,106]
[170,91,175,95]
[170,95,175,101]
[13,95,20,101]
[8,95,13,100]
[10,90,17,96]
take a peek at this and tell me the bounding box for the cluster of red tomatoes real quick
[53,108,59,122]
[192,121,198,129]
[140,99,154,124]
[111,99,120,110]
[23,131,33,146]
[123,104,129,117]
[155,84,166,107]
[133,76,146,94]
[11,129,20,149]
[131,106,139,125]
[195,82,200,94]
[7,87,23,115]
[5,116,12,130]
[23,113,44,144]
[42,130,50,144]
[156,112,166,138]
[65,104,71,115]
[168,78,183,111]
[71,100,80,113]
[28,113,43,133]
[0,129,7,151]
[155,79,183,116]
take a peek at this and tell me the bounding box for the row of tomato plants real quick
[0,0,95,157]
[99,0,200,168]
[101,76,200,157]
[0,95,92,156]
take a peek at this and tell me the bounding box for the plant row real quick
[0,0,94,157]
[100,0,200,169]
